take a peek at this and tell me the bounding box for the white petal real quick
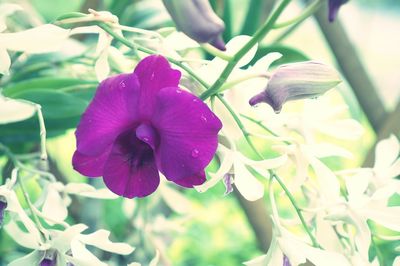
[388,159,400,180]
[164,31,199,50]
[278,227,351,266]
[374,135,400,171]
[243,254,268,266]
[345,172,369,199]
[318,119,364,140]
[244,232,283,266]
[78,229,134,255]
[3,189,42,247]
[238,153,288,172]
[362,206,400,232]
[234,160,264,201]
[8,250,42,266]
[42,183,68,225]
[70,239,107,266]
[195,145,235,192]
[0,24,70,53]
[308,143,353,159]
[0,3,22,32]
[394,256,400,266]
[0,47,10,75]
[372,181,400,201]
[315,214,343,252]
[95,48,110,81]
[224,35,257,67]
[308,156,341,202]
[252,52,282,71]
[160,184,192,214]
[149,250,160,266]
[347,212,371,262]
[65,183,118,199]
[4,220,41,249]
[51,224,88,253]
[0,96,36,124]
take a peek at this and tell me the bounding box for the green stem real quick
[240,114,291,145]
[201,44,233,61]
[270,170,319,247]
[98,23,211,90]
[0,143,56,181]
[273,0,322,29]
[200,0,292,100]
[15,169,47,242]
[218,73,269,93]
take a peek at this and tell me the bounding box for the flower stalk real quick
[199,0,292,100]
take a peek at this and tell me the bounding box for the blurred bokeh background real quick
[0,0,399,265]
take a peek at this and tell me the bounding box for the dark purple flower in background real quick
[162,0,226,50]
[328,0,349,22]
[73,55,222,198]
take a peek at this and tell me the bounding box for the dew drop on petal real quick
[200,114,207,123]
[191,148,199,158]
[119,81,126,88]
[176,89,182,94]
[192,98,199,103]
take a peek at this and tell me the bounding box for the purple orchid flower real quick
[72,55,222,198]
[328,0,348,22]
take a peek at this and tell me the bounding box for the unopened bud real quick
[249,61,341,113]
[162,0,226,50]
[328,0,349,22]
[0,196,7,228]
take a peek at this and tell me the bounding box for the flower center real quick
[114,123,159,170]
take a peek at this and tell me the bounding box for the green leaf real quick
[3,77,98,97]
[222,0,233,41]
[13,89,87,119]
[248,44,310,68]
[240,0,263,35]
[0,116,80,143]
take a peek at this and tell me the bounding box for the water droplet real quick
[191,148,199,158]
[200,115,207,123]
[150,72,155,80]
[192,98,199,103]
[176,89,182,94]
[142,137,149,142]
[120,81,126,88]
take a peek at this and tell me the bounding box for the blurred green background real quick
[0,0,399,265]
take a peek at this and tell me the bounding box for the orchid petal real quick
[374,135,400,171]
[78,229,135,255]
[72,148,111,177]
[133,55,181,119]
[152,87,221,181]
[102,133,160,198]
[75,73,139,156]
[234,160,264,201]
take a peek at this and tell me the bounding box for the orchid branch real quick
[272,0,322,29]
